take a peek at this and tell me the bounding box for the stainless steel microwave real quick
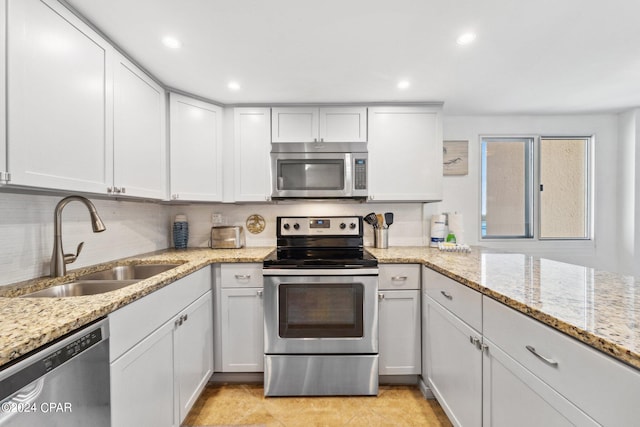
[271,152,368,199]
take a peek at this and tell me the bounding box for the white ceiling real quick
[65,0,640,114]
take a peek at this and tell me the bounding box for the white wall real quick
[617,110,640,276]
[0,192,170,286]
[425,114,620,272]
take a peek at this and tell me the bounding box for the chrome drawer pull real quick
[257,290,263,297]
[441,291,453,300]
[526,345,558,367]
[391,276,408,281]
[378,293,385,300]
[235,274,251,280]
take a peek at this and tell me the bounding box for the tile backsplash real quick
[1,192,430,286]
[0,192,170,286]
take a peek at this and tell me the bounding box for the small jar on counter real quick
[173,214,189,249]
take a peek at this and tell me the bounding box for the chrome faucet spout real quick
[51,196,106,277]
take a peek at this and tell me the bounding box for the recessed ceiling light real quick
[161,36,182,49]
[228,81,241,91]
[397,80,410,90]
[457,32,476,45]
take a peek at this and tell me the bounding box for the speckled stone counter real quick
[2,245,639,373]
[367,246,640,370]
[0,247,274,367]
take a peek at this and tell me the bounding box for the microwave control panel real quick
[354,158,367,190]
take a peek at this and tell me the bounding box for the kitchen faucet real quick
[51,196,106,277]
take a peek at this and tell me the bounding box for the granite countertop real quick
[368,246,640,370]
[0,247,274,367]
[1,245,639,372]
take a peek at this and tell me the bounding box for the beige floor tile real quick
[182,384,452,427]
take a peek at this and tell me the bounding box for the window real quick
[481,136,591,240]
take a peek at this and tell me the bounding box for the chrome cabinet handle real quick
[235,274,251,280]
[391,276,408,281]
[441,290,453,300]
[378,293,385,300]
[526,345,558,367]
[257,290,263,297]
[469,336,482,350]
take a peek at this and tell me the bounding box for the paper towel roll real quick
[448,212,464,244]
[430,214,446,247]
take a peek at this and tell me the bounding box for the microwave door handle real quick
[344,153,353,196]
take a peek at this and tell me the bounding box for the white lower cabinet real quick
[110,267,213,427]
[378,264,421,376]
[111,320,175,427]
[482,336,597,427]
[424,293,482,427]
[175,292,214,421]
[215,263,264,372]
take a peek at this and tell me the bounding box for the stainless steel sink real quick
[21,263,183,298]
[77,263,182,281]
[22,280,139,298]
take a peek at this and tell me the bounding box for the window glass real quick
[481,137,533,238]
[539,138,589,239]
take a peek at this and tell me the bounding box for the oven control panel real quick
[279,216,361,236]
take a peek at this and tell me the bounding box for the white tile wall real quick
[170,202,427,248]
[0,192,170,286]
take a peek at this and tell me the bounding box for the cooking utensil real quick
[384,212,394,228]
[364,212,378,228]
[376,214,384,228]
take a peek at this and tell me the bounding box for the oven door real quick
[264,269,378,354]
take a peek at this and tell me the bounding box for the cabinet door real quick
[174,291,214,424]
[234,108,271,201]
[318,107,367,142]
[169,93,222,201]
[111,320,175,427]
[271,107,319,143]
[0,0,6,185]
[7,0,113,193]
[378,290,421,375]
[113,53,166,199]
[368,106,443,201]
[424,295,482,427]
[220,287,264,372]
[483,337,598,427]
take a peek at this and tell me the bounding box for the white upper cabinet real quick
[7,0,114,193]
[368,105,443,202]
[0,0,7,185]
[113,53,166,199]
[318,107,367,143]
[234,108,271,201]
[272,107,367,143]
[169,93,223,202]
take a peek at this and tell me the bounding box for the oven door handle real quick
[262,268,379,276]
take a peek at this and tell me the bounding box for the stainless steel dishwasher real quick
[0,319,110,426]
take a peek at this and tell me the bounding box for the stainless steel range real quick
[263,216,379,397]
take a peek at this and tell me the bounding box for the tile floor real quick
[183,383,453,427]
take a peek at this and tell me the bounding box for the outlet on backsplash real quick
[212,213,223,225]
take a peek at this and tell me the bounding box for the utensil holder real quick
[374,228,388,249]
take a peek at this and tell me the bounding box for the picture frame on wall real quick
[443,140,469,176]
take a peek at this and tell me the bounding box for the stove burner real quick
[263,216,378,269]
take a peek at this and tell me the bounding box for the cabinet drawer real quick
[483,296,640,427]
[109,266,211,362]
[379,264,420,290]
[423,266,481,332]
[220,263,263,288]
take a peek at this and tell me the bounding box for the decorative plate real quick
[246,214,266,234]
